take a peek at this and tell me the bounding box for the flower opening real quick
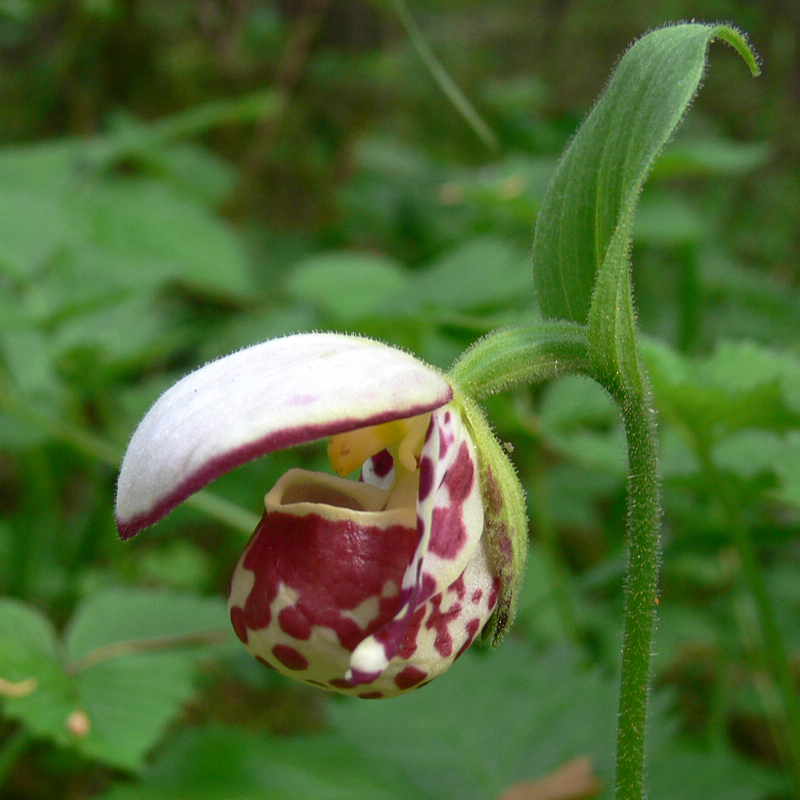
[228,403,500,697]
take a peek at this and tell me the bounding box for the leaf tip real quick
[712,24,761,77]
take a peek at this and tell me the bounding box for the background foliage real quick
[0,1,798,798]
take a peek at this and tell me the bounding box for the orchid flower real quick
[116,333,526,698]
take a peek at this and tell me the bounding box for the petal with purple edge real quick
[115,333,452,538]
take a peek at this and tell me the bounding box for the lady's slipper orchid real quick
[116,333,526,698]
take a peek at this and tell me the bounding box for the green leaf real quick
[0,187,68,281]
[64,587,231,660]
[408,237,532,312]
[532,23,758,327]
[62,589,233,772]
[769,431,800,509]
[72,651,200,771]
[1,589,234,772]
[711,429,786,480]
[633,194,708,247]
[650,138,771,180]
[100,724,416,800]
[644,339,800,447]
[285,252,409,322]
[330,644,618,800]
[538,375,627,473]
[71,178,253,301]
[328,642,780,800]
[0,598,75,745]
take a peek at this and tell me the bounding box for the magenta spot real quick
[348,571,438,670]
[358,691,384,699]
[271,644,308,671]
[255,655,277,671]
[430,509,466,561]
[289,393,317,406]
[371,449,394,478]
[395,665,427,689]
[396,605,427,659]
[496,524,513,566]
[278,605,312,640]
[418,456,434,501]
[425,592,462,658]
[329,678,352,689]
[350,668,381,686]
[428,441,475,559]
[455,617,482,659]
[449,574,466,601]
[230,605,249,644]
[471,588,483,605]
[419,572,437,603]
[436,411,456,458]
[488,577,500,611]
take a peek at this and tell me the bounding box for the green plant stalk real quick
[392,0,498,149]
[611,387,661,800]
[449,321,589,398]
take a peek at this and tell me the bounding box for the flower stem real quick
[450,321,589,399]
[612,388,661,800]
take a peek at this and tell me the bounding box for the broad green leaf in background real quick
[0,589,233,772]
[0,92,277,313]
[649,138,771,180]
[330,642,780,800]
[101,724,414,800]
[64,587,231,660]
[93,642,781,800]
[714,429,800,511]
[330,644,616,799]
[284,252,409,322]
[71,178,253,301]
[408,236,533,312]
[538,375,627,474]
[0,599,75,743]
[0,187,68,281]
[643,339,800,448]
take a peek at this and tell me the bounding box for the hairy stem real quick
[613,388,661,800]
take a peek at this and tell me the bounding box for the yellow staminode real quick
[327,413,431,478]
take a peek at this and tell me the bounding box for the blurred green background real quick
[0,1,799,798]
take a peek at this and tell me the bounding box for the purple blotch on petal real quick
[395,665,427,689]
[272,644,309,671]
